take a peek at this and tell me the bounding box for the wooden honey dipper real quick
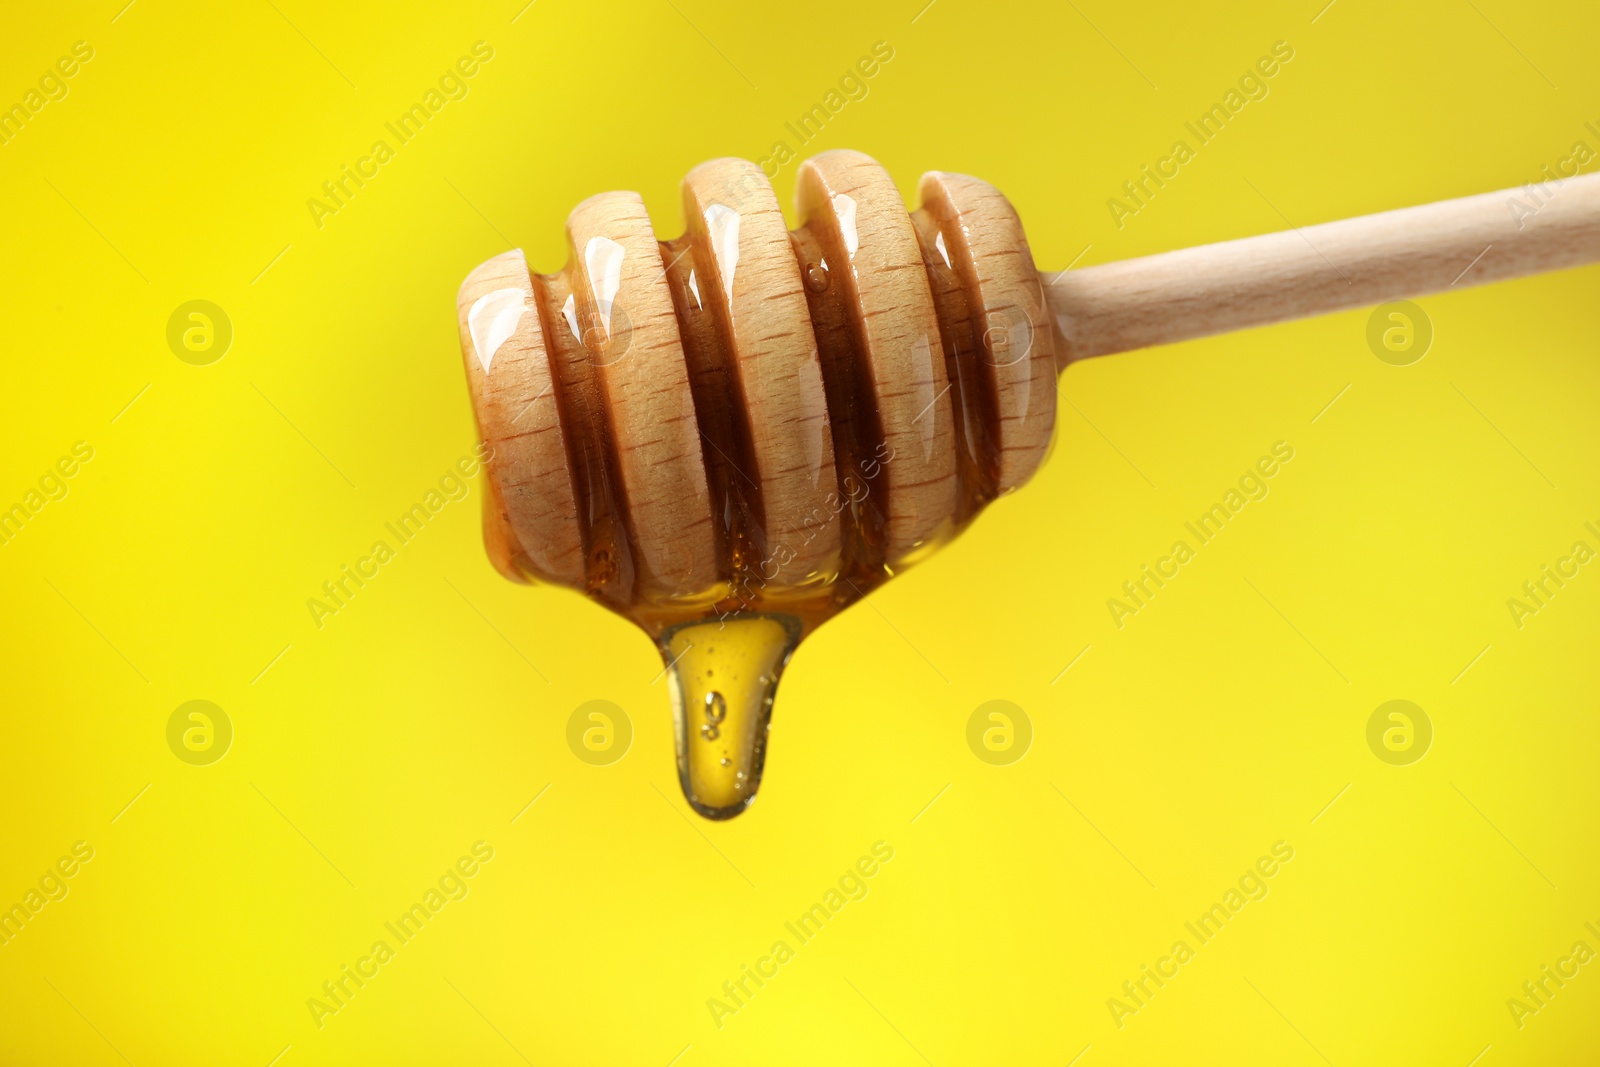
[455,149,1600,819]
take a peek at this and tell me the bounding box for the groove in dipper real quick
[531,268,637,611]
[658,233,762,595]
[909,207,1001,523]
[789,222,889,586]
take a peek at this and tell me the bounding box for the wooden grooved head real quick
[456,150,1057,639]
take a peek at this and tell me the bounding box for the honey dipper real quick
[455,149,1600,819]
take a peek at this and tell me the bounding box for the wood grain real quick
[917,170,1056,496]
[681,158,840,587]
[796,149,957,565]
[566,191,718,601]
[456,249,583,586]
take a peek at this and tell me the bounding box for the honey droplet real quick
[658,613,801,820]
[803,261,830,293]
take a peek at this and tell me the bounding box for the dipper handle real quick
[1043,172,1600,364]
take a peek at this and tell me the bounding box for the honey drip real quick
[659,614,801,820]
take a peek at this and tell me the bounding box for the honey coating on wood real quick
[532,268,637,610]
[457,151,1056,817]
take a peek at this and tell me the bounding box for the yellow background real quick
[2,0,1598,1063]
